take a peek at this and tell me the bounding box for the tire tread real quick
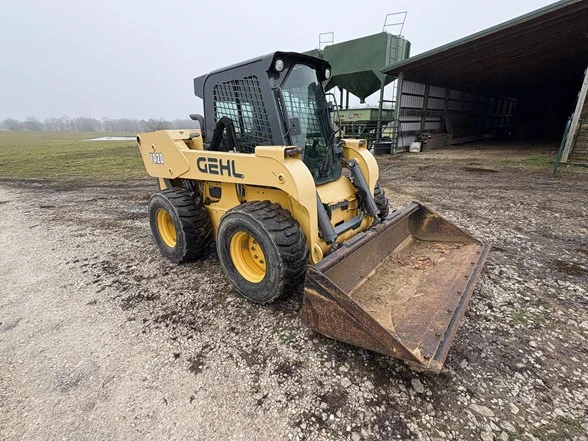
[152,188,212,262]
[374,183,390,220]
[221,201,309,302]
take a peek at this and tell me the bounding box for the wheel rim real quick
[156,208,176,247]
[229,231,266,283]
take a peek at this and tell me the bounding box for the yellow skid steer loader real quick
[137,52,489,372]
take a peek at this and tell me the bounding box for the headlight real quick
[324,68,331,79]
[275,59,285,72]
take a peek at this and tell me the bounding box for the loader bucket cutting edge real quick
[301,202,490,373]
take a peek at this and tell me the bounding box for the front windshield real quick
[281,64,340,184]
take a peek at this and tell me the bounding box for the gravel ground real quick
[1,146,587,441]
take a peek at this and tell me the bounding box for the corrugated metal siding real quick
[399,121,422,131]
[395,78,517,149]
[427,97,446,110]
[449,90,463,100]
[401,95,425,109]
[398,134,415,147]
[402,80,426,95]
[424,120,443,130]
[429,85,446,98]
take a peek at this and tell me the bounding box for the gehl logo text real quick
[196,157,244,179]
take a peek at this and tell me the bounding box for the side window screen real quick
[280,64,338,184]
[213,76,273,152]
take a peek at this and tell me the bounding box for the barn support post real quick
[392,72,405,151]
[421,83,430,131]
[376,77,387,143]
[561,67,588,163]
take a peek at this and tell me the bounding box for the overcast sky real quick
[0,0,555,120]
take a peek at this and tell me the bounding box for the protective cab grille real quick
[282,86,324,140]
[213,76,273,152]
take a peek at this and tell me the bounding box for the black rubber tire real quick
[216,201,309,304]
[374,183,390,220]
[149,188,212,263]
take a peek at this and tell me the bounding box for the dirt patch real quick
[187,346,211,376]
[119,291,160,310]
[552,259,587,277]
[348,239,478,339]
[462,166,499,173]
[0,318,22,333]
[273,359,304,383]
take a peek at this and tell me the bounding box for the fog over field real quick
[1,0,553,121]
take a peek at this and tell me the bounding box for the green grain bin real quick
[322,33,410,102]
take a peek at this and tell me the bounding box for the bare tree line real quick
[1,116,198,133]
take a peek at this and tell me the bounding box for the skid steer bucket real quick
[302,202,490,373]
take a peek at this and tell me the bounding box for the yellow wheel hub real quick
[229,232,266,283]
[156,208,177,247]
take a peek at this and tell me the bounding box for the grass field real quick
[0,132,579,182]
[0,132,147,180]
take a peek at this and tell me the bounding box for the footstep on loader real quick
[137,52,490,372]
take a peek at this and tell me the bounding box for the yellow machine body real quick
[137,129,377,264]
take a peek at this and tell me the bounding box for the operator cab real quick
[193,52,342,185]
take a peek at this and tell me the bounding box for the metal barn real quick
[382,0,588,163]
